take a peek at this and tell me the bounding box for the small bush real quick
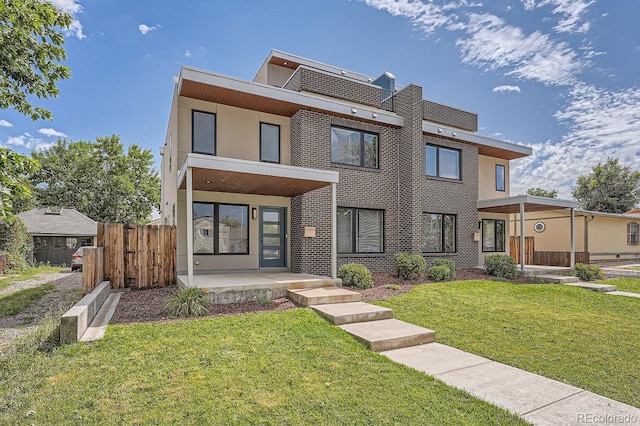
[255,297,274,306]
[429,265,451,282]
[338,263,374,289]
[166,287,209,317]
[574,263,603,281]
[484,254,517,279]
[432,258,456,280]
[394,252,426,280]
[384,284,402,291]
[0,217,32,272]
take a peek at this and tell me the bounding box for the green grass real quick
[0,309,527,425]
[597,277,640,293]
[0,284,55,317]
[375,281,640,407]
[0,265,67,291]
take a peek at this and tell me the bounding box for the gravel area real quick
[0,270,82,357]
[601,264,640,277]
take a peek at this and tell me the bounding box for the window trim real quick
[628,222,639,246]
[337,207,385,254]
[193,201,249,255]
[330,125,380,169]
[422,212,457,253]
[482,219,506,253]
[192,110,217,155]
[259,122,281,164]
[496,164,505,192]
[426,144,461,180]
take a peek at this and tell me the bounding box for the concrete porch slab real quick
[339,319,435,352]
[287,287,361,306]
[312,302,393,325]
[564,282,617,292]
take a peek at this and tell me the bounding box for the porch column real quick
[520,202,525,271]
[186,167,194,287]
[570,207,575,268]
[331,182,337,279]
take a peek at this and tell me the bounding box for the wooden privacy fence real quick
[82,247,104,294]
[533,251,589,267]
[89,223,176,291]
[509,236,535,265]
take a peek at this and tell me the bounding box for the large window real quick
[337,208,384,253]
[193,202,249,255]
[482,219,505,252]
[628,222,639,245]
[426,145,460,179]
[331,126,379,168]
[496,164,505,191]
[260,122,280,163]
[192,110,216,155]
[422,213,456,253]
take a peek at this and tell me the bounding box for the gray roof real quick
[17,207,97,237]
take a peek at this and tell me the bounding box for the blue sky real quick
[1,0,639,198]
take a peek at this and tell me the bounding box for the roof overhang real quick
[478,195,578,214]
[178,67,403,128]
[423,122,532,160]
[177,154,339,197]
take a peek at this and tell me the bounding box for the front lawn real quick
[0,309,526,425]
[376,281,640,407]
[0,284,55,317]
[597,277,640,293]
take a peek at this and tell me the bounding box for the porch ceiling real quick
[477,195,578,214]
[177,154,339,197]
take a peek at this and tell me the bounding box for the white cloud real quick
[0,119,12,127]
[138,24,158,35]
[522,0,594,34]
[2,133,53,151]
[6,135,27,147]
[38,128,67,138]
[49,0,85,40]
[493,85,521,93]
[185,50,192,58]
[362,0,458,34]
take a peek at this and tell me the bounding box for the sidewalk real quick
[382,343,640,426]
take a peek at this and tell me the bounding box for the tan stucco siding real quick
[176,190,291,273]
[587,217,640,259]
[514,211,585,252]
[478,155,509,200]
[161,91,179,226]
[478,212,511,265]
[176,97,291,167]
[266,63,295,87]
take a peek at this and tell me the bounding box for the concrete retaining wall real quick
[60,281,111,344]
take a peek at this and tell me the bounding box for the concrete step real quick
[536,275,579,284]
[286,278,342,290]
[565,282,617,292]
[312,302,393,325]
[287,287,361,306]
[80,292,121,342]
[339,318,436,352]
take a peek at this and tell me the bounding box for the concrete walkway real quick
[382,343,640,425]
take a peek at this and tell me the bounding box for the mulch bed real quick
[111,268,495,324]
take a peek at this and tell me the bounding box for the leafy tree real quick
[0,148,38,219]
[572,158,640,213]
[526,187,558,198]
[0,216,32,271]
[30,135,160,223]
[0,0,72,121]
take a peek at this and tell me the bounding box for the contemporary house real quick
[17,206,97,266]
[160,49,578,287]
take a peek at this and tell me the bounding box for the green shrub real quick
[433,258,456,280]
[166,287,209,317]
[574,263,603,281]
[484,254,517,279]
[338,263,374,289]
[429,265,451,282]
[529,276,546,284]
[394,252,426,280]
[0,217,32,272]
[255,297,274,306]
[384,284,402,291]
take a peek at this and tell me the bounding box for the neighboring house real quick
[518,209,640,264]
[17,207,97,266]
[160,49,578,285]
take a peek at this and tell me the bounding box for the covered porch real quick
[177,153,340,288]
[478,195,579,271]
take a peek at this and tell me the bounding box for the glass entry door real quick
[259,207,286,268]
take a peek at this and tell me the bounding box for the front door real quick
[260,207,286,268]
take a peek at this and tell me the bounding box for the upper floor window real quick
[260,122,280,163]
[426,145,460,180]
[192,111,216,155]
[422,213,456,253]
[628,222,639,245]
[337,207,384,253]
[331,126,378,168]
[496,164,505,191]
[482,219,505,252]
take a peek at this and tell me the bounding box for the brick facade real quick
[423,100,478,132]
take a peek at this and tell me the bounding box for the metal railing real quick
[380,88,395,112]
